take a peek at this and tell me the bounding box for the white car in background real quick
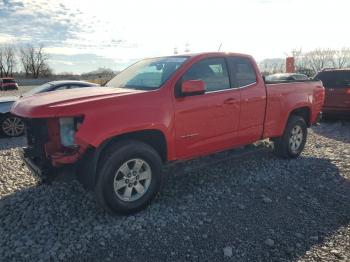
[0,81,99,137]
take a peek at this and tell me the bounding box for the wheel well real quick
[101,130,168,163]
[0,112,8,119]
[289,107,311,126]
[77,129,168,190]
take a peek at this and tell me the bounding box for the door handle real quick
[223,98,236,104]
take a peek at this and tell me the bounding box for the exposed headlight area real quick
[23,116,88,168]
[59,116,84,147]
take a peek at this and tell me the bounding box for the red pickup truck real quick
[11,52,325,214]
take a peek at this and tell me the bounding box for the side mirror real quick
[181,80,206,96]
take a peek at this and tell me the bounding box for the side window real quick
[69,84,86,89]
[295,75,308,80]
[335,72,350,87]
[55,85,70,90]
[227,57,257,88]
[182,58,230,92]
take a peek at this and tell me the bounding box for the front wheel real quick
[95,140,163,214]
[273,115,307,158]
[0,114,25,137]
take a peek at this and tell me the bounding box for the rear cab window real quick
[227,57,257,88]
[314,71,350,88]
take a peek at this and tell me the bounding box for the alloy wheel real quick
[2,116,25,137]
[113,158,152,202]
[289,125,303,152]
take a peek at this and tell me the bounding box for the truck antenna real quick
[218,43,222,52]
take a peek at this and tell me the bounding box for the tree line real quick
[2,44,349,79]
[260,47,350,76]
[0,44,51,78]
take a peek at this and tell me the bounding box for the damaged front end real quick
[22,117,88,181]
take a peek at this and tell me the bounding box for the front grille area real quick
[24,118,49,163]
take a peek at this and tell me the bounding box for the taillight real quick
[346,88,350,95]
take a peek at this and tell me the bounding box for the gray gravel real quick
[0,119,349,261]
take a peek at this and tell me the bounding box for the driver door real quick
[173,57,241,159]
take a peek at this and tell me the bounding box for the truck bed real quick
[265,79,316,84]
[263,80,324,139]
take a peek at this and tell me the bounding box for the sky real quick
[0,0,349,74]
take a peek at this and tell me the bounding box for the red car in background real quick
[0,77,18,90]
[314,69,350,116]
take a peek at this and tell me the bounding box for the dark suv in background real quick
[314,69,350,116]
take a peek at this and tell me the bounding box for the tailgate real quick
[325,86,350,108]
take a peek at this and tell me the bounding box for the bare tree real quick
[303,48,335,74]
[41,64,53,77]
[333,47,350,68]
[0,48,4,77]
[290,48,306,71]
[258,58,285,74]
[19,46,31,77]
[287,47,350,75]
[19,44,50,78]
[0,44,17,77]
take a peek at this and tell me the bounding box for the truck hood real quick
[11,86,144,118]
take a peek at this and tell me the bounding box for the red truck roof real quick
[172,52,252,58]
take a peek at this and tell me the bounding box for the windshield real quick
[106,56,189,90]
[22,83,53,97]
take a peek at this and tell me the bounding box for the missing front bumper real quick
[21,148,77,183]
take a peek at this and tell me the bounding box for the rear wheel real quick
[0,114,25,137]
[95,140,162,214]
[273,115,307,158]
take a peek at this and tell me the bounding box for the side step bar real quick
[165,141,272,174]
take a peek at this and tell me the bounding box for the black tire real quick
[0,114,25,137]
[273,115,307,158]
[95,140,163,215]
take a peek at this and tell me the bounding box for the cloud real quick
[44,46,97,56]
[1,0,350,74]
[0,0,83,46]
[48,53,132,74]
[0,0,132,51]
[0,33,16,43]
[49,59,74,66]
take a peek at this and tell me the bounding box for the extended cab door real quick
[227,56,266,143]
[173,57,241,159]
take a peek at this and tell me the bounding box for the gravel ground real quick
[0,120,349,261]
